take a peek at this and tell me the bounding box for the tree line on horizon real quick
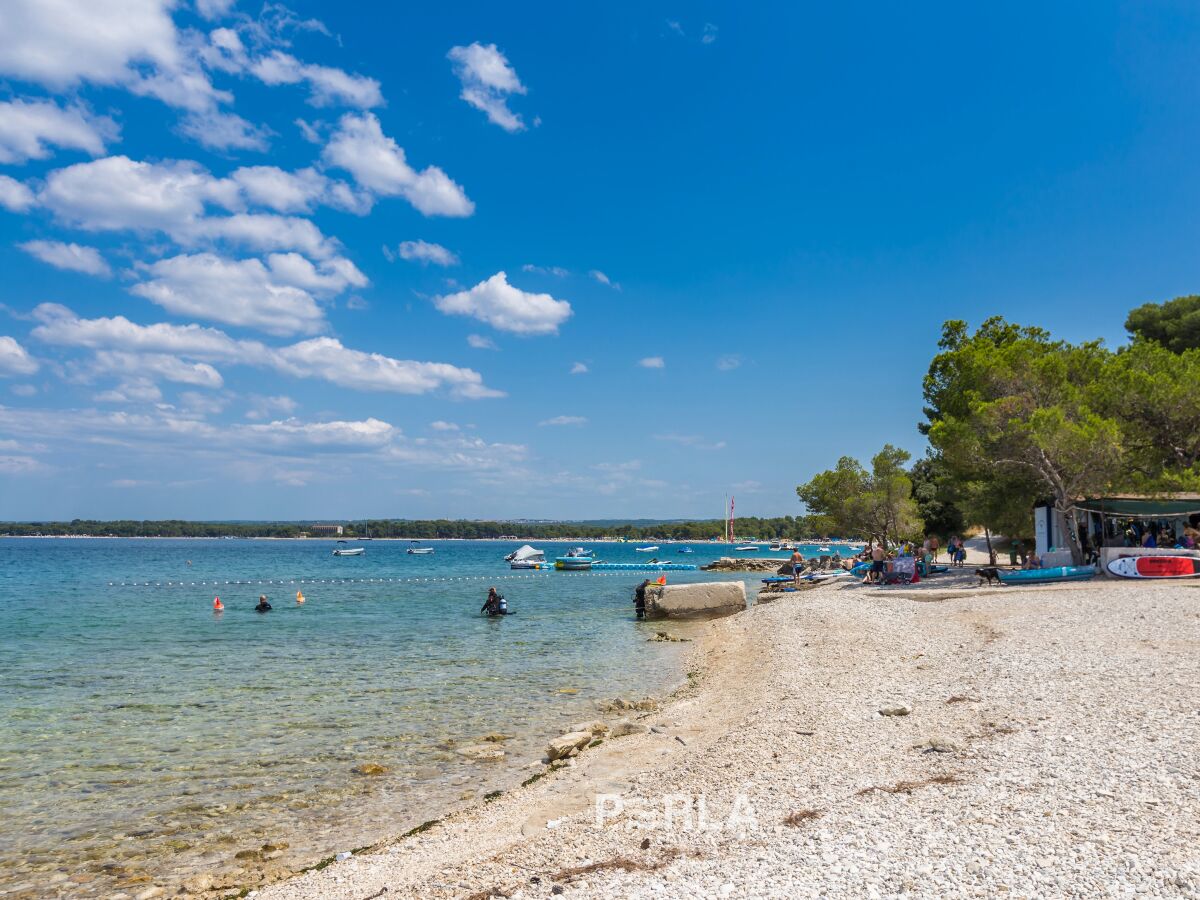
[797,294,1200,562]
[0,515,821,541]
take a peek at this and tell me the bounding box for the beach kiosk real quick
[1034,494,1200,568]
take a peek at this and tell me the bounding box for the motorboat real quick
[507,545,548,569]
[635,545,659,553]
[555,555,592,570]
[562,547,593,558]
[734,544,758,552]
[768,542,783,552]
[407,540,434,555]
[333,540,365,557]
[677,546,693,554]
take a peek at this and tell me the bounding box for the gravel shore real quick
[259,579,1200,900]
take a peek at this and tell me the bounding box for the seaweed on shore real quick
[855,774,963,796]
[483,790,504,803]
[552,847,699,880]
[401,818,441,838]
[782,808,824,827]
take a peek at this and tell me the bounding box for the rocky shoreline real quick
[247,578,1199,900]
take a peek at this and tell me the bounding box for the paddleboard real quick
[1106,556,1200,579]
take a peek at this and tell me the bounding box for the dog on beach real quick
[975,566,1002,586]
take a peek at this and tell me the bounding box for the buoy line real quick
[101,571,656,587]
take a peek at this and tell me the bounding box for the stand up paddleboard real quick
[1107,556,1200,579]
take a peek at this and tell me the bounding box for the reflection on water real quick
[0,538,766,896]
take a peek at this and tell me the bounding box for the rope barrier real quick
[102,571,656,587]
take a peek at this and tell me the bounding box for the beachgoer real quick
[481,587,501,616]
[869,543,886,584]
[255,595,271,612]
[790,548,804,584]
[633,579,650,619]
[929,535,939,562]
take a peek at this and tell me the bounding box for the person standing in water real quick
[255,595,272,613]
[633,579,650,619]
[481,587,504,616]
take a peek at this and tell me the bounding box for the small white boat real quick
[507,544,547,569]
[817,546,831,552]
[677,546,693,554]
[734,544,758,552]
[407,547,434,555]
[635,545,659,553]
[333,541,365,557]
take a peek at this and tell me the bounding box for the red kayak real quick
[1107,556,1200,578]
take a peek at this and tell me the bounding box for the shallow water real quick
[0,538,845,895]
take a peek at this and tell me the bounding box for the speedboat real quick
[333,541,365,557]
[635,545,659,553]
[407,540,434,555]
[734,544,758,552]
[677,546,693,554]
[507,545,547,569]
[563,547,593,558]
[555,555,592,570]
[768,542,783,552]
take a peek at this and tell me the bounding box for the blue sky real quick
[1,1,1199,521]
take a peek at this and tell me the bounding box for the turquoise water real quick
[0,538,847,895]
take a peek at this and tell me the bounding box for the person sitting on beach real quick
[255,595,272,612]
[633,579,650,619]
[1024,553,1042,570]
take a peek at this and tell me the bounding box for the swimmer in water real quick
[255,594,272,612]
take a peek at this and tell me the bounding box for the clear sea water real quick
[0,537,854,896]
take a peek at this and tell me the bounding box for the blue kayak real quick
[998,565,1096,585]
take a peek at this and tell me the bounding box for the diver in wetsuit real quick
[255,594,272,612]
[481,587,507,616]
[633,579,650,619]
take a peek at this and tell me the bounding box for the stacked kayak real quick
[998,565,1096,585]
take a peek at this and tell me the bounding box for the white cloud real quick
[429,420,459,431]
[31,302,266,360]
[702,23,719,44]
[40,155,239,232]
[397,239,459,266]
[323,113,474,217]
[245,394,297,420]
[0,455,46,474]
[639,356,665,369]
[196,0,237,20]
[173,213,339,259]
[570,362,588,375]
[242,416,395,448]
[447,42,528,132]
[522,263,569,277]
[10,384,37,397]
[467,334,498,350]
[177,108,269,151]
[716,354,741,371]
[89,350,224,387]
[539,415,587,426]
[0,175,35,211]
[589,269,617,287]
[273,337,504,398]
[264,252,367,294]
[434,271,572,336]
[230,165,329,213]
[0,336,39,376]
[250,51,383,108]
[131,253,326,336]
[94,377,162,403]
[18,240,112,277]
[0,99,118,164]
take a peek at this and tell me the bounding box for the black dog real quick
[975,566,1002,586]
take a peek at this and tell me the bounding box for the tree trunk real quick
[1060,501,1084,566]
[984,527,996,565]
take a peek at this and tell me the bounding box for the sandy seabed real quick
[235,576,1199,899]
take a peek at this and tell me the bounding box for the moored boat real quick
[333,540,365,557]
[635,545,659,553]
[555,556,593,570]
[407,540,434,555]
[507,545,548,569]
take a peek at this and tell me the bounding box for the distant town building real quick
[310,524,344,536]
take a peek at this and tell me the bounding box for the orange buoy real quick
[656,575,667,585]
[213,597,224,610]
[296,590,305,604]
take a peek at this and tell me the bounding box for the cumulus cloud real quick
[177,108,269,151]
[569,362,588,375]
[18,240,112,277]
[250,50,383,108]
[245,394,297,420]
[229,165,359,214]
[447,42,527,132]
[89,350,224,387]
[397,239,459,266]
[429,420,459,431]
[274,337,504,398]
[130,253,326,336]
[0,336,39,376]
[31,304,505,400]
[539,415,587,426]
[323,113,474,217]
[172,212,339,259]
[522,263,569,277]
[0,99,118,164]
[94,376,163,403]
[716,354,741,371]
[467,334,498,350]
[434,271,572,335]
[639,356,665,369]
[0,175,35,211]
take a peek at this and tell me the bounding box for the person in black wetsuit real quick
[481,587,503,616]
[633,579,650,619]
[255,594,272,612]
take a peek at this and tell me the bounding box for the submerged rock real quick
[567,720,609,736]
[354,763,390,776]
[455,744,506,762]
[610,719,649,737]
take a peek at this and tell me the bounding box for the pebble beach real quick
[254,577,1200,900]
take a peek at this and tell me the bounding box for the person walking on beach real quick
[929,535,940,562]
[790,548,805,585]
[633,579,650,619]
[868,542,886,584]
